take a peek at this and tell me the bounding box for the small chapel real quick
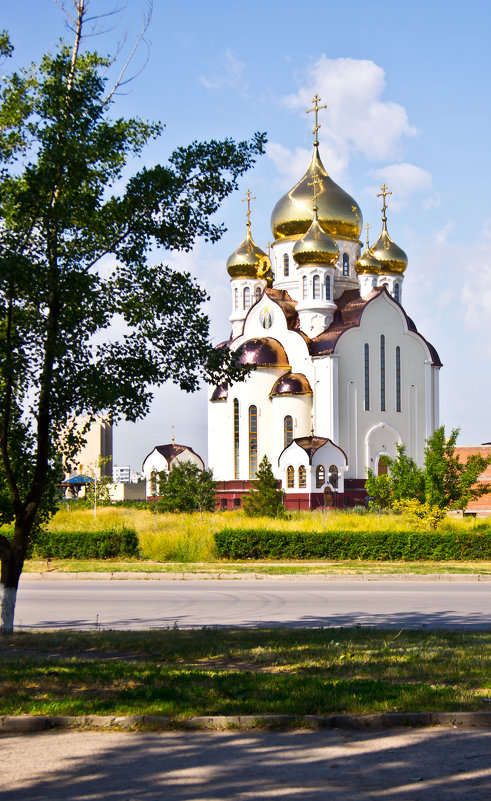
[208,95,441,510]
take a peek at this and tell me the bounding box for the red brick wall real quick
[454,447,491,514]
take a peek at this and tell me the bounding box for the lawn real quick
[0,629,489,718]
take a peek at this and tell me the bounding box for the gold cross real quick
[377,184,392,223]
[171,424,175,446]
[308,171,321,213]
[365,221,371,248]
[306,93,327,146]
[242,189,255,229]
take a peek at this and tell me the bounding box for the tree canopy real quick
[0,4,265,632]
[156,462,217,515]
[243,456,286,518]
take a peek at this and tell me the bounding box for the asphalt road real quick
[14,578,491,630]
[1,728,490,800]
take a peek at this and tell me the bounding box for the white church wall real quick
[272,394,313,475]
[334,293,437,477]
[208,398,231,481]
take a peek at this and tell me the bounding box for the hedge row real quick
[214,529,491,561]
[31,527,140,559]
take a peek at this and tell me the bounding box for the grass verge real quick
[23,559,491,575]
[0,629,489,717]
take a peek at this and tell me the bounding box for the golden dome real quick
[370,222,408,275]
[292,216,339,266]
[355,245,381,275]
[226,228,268,279]
[270,146,363,242]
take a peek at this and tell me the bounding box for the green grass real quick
[23,558,491,574]
[0,629,489,718]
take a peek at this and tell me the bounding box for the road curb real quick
[1,712,490,733]
[20,572,491,582]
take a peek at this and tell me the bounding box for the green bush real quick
[214,528,491,561]
[31,527,140,559]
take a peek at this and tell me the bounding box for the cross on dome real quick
[377,184,392,224]
[242,188,255,230]
[306,93,327,147]
[365,221,371,248]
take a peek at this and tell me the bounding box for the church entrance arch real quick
[365,422,401,477]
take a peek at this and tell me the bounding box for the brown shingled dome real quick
[270,372,312,397]
[235,337,290,370]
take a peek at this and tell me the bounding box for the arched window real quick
[328,464,338,489]
[298,465,307,488]
[394,282,400,303]
[325,275,331,301]
[243,286,250,310]
[283,253,289,277]
[343,253,349,276]
[287,465,295,488]
[364,343,370,411]
[234,288,238,310]
[284,415,293,448]
[233,399,240,479]
[395,346,401,412]
[249,405,258,478]
[150,470,157,495]
[255,286,262,303]
[313,274,320,299]
[316,465,325,488]
[302,275,307,299]
[380,334,386,412]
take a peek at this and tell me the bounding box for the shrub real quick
[31,527,140,559]
[214,528,491,561]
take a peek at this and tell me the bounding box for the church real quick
[208,95,441,510]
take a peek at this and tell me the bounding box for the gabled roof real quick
[309,287,442,366]
[142,443,203,470]
[279,436,348,465]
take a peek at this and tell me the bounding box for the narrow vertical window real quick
[313,275,320,299]
[287,465,295,488]
[316,465,325,488]
[329,465,338,489]
[302,275,307,299]
[396,346,401,412]
[380,334,386,411]
[325,275,331,300]
[150,471,157,495]
[249,405,258,479]
[284,415,293,448]
[394,282,400,303]
[283,253,289,277]
[298,465,307,488]
[234,288,238,310]
[243,287,250,310]
[254,286,261,303]
[343,253,349,276]
[364,343,370,411]
[233,399,240,479]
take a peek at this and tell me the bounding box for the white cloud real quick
[434,220,454,246]
[366,163,433,210]
[199,48,245,90]
[284,56,417,164]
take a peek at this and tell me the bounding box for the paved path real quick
[0,728,490,800]
[15,578,491,629]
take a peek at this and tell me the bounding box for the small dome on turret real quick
[270,146,363,242]
[370,185,408,275]
[270,372,313,397]
[292,216,339,266]
[226,228,268,279]
[355,246,381,275]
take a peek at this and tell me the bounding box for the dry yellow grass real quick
[46,506,486,563]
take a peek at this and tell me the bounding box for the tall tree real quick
[243,456,286,518]
[0,4,265,632]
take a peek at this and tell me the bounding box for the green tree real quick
[0,4,265,632]
[243,456,286,518]
[156,462,217,515]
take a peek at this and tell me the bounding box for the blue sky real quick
[4,1,491,469]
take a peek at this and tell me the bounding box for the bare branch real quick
[103,0,152,104]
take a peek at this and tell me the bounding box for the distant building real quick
[454,445,491,516]
[113,465,131,484]
[63,416,113,479]
[142,443,204,498]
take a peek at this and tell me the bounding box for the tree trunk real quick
[0,539,25,635]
